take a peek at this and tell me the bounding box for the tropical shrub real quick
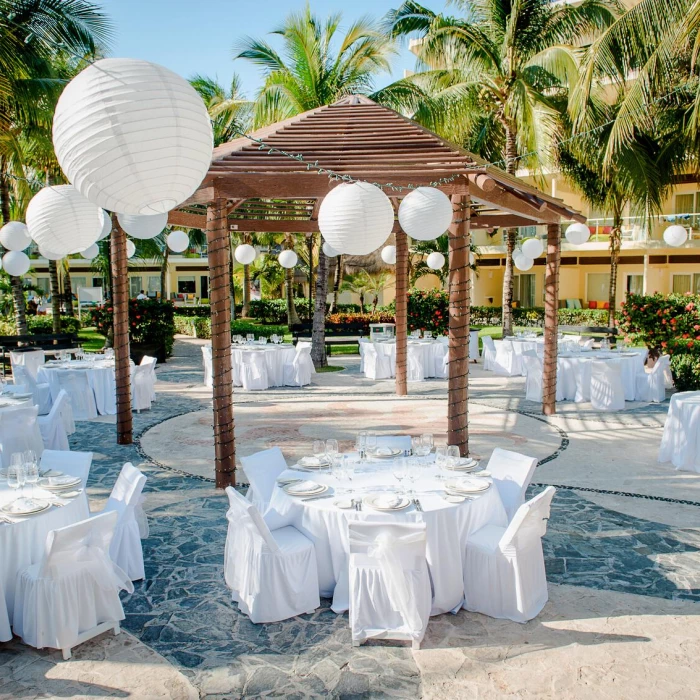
[669,349,700,392]
[174,305,211,318]
[174,316,211,339]
[174,316,288,341]
[407,289,449,335]
[0,316,82,336]
[248,298,361,323]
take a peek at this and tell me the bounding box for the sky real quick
[98,0,439,98]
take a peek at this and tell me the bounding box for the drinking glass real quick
[366,432,377,456]
[434,445,447,479]
[312,440,325,461]
[405,458,419,496]
[331,456,345,494]
[392,459,407,495]
[105,347,115,360]
[246,334,254,344]
[356,431,367,463]
[447,445,461,469]
[325,439,339,462]
[8,456,25,498]
[424,331,432,340]
[411,435,422,457]
[25,460,39,499]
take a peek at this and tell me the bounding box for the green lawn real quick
[78,327,106,352]
[317,364,344,373]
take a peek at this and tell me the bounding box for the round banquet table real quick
[266,459,508,616]
[507,337,543,375]
[658,391,700,472]
[37,359,118,415]
[0,475,90,641]
[370,340,447,379]
[231,344,297,387]
[557,351,641,402]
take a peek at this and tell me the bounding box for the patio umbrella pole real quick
[542,223,561,415]
[111,216,133,445]
[395,228,408,396]
[447,192,471,456]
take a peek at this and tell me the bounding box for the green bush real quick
[670,351,700,391]
[174,315,211,339]
[174,305,211,318]
[27,316,82,335]
[174,316,288,341]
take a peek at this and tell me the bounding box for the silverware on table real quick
[301,493,335,502]
[413,498,423,512]
[354,498,362,511]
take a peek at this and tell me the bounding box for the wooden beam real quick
[470,187,559,223]
[470,214,539,229]
[395,229,408,397]
[168,211,206,229]
[542,223,561,416]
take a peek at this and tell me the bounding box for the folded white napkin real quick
[445,477,483,493]
[374,494,403,509]
[3,498,46,514]
[285,480,321,494]
[375,447,394,456]
[299,456,326,466]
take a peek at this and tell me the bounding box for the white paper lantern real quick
[3,251,30,277]
[398,187,453,241]
[521,237,544,258]
[234,244,256,265]
[98,211,112,240]
[40,248,64,261]
[426,252,445,270]
[117,212,168,240]
[278,250,298,268]
[26,185,102,256]
[565,222,590,245]
[126,239,136,258]
[318,182,394,255]
[53,58,214,215]
[322,242,339,258]
[0,221,32,251]
[469,251,476,266]
[166,230,189,253]
[663,224,688,247]
[80,244,99,260]
[380,245,396,265]
[513,252,534,271]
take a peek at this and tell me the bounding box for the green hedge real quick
[670,350,700,391]
[174,315,287,340]
[247,298,361,324]
[0,316,82,336]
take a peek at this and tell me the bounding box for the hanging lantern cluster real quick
[80,244,99,260]
[513,251,534,271]
[663,224,688,247]
[0,222,31,251]
[117,212,168,240]
[3,251,30,276]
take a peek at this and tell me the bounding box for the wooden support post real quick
[448,192,471,456]
[111,217,133,445]
[395,228,408,396]
[542,223,561,416]
[207,197,236,488]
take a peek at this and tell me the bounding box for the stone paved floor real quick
[2,335,700,699]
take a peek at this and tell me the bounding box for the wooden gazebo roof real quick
[168,95,584,231]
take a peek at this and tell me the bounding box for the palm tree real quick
[190,74,252,146]
[341,271,374,314]
[386,0,617,335]
[365,270,393,313]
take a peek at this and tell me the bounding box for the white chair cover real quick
[590,360,625,411]
[581,338,595,349]
[469,330,479,361]
[139,355,157,401]
[99,463,147,581]
[12,365,52,415]
[241,352,269,391]
[407,344,426,382]
[348,521,431,649]
[202,346,213,388]
[487,448,538,522]
[658,391,700,472]
[240,446,288,512]
[522,351,564,403]
[10,349,44,381]
[55,370,98,420]
[376,435,412,452]
[358,338,369,372]
[131,363,154,412]
[481,335,497,371]
[635,354,670,403]
[493,340,519,376]
[284,346,314,387]
[224,487,320,623]
[363,344,392,380]
[12,511,133,656]
[40,449,92,483]
[37,389,71,451]
[463,486,556,623]
[0,405,44,468]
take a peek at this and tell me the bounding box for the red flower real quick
[683,333,689,339]
[107,307,113,312]
[688,341,695,349]
[661,341,668,348]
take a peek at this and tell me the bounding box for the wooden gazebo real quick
[136,95,583,487]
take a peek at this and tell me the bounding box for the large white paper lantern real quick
[565,222,590,245]
[98,212,112,240]
[3,251,30,277]
[521,237,544,258]
[427,252,445,270]
[117,212,168,240]
[381,245,396,265]
[322,242,339,258]
[318,182,394,255]
[398,187,453,241]
[80,244,99,260]
[166,230,189,253]
[26,185,102,256]
[40,248,64,261]
[0,221,31,251]
[663,224,688,247]
[234,244,256,265]
[278,250,298,268]
[53,58,214,215]
[513,251,534,271]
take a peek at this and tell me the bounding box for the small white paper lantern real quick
[278,250,298,268]
[53,58,213,215]
[234,244,256,265]
[98,211,112,240]
[40,248,64,261]
[0,221,32,251]
[322,242,339,258]
[521,237,544,258]
[398,187,453,241]
[663,224,688,247]
[565,222,590,245]
[166,230,189,253]
[3,251,30,277]
[469,251,476,265]
[381,245,396,265]
[80,244,99,260]
[126,239,136,258]
[513,252,534,271]
[26,185,102,256]
[117,212,168,240]
[426,252,445,270]
[318,182,394,255]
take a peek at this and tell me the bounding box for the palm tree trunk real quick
[49,260,62,333]
[311,246,329,368]
[395,230,409,397]
[542,223,561,416]
[329,255,343,314]
[359,292,365,314]
[160,246,169,301]
[242,264,251,317]
[306,234,314,321]
[502,126,518,337]
[608,212,622,328]
[285,266,301,326]
[228,241,237,319]
[0,168,27,335]
[62,262,74,317]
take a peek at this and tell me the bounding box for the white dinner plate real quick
[283,481,328,497]
[445,458,479,472]
[373,448,402,459]
[443,494,467,504]
[444,477,491,494]
[1,498,51,516]
[38,475,82,490]
[297,456,330,469]
[334,499,355,509]
[364,494,411,511]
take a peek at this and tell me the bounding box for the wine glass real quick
[325,439,339,466]
[24,460,39,499]
[356,431,367,463]
[404,458,419,497]
[447,445,461,470]
[411,435,422,457]
[392,459,407,496]
[8,456,25,499]
[312,439,325,462]
[365,432,377,456]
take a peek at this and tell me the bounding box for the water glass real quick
[447,445,461,469]
[405,458,419,496]
[366,432,377,456]
[246,334,254,344]
[392,459,407,495]
[312,440,325,460]
[105,348,115,360]
[325,439,339,462]
[411,435,422,457]
[356,431,367,462]
[25,460,39,498]
[8,456,25,496]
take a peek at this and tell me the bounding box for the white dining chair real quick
[139,355,157,401]
[487,448,539,522]
[481,335,497,371]
[37,389,71,451]
[240,446,288,512]
[202,345,213,388]
[284,345,314,387]
[635,354,671,403]
[224,486,319,623]
[241,351,269,391]
[358,337,369,372]
[406,344,426,382]
[40,449,92,483]
[493,339,518,376]
[55,370,98,420]
[363,344,392,380]
[0,405,44,468]
[12,511,133,660]
[590,360,625,411]
[463,486,556,623]
[131,363,154,412]
[522,351,564,403]
[10,349,45,381]
[95,463,147,581]
[12,365,52,415]
[348,521,431,649]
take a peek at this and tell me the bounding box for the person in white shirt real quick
[136,290,148,300]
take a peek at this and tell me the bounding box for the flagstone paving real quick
[2,335,700,699]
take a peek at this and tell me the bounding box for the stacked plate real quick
[282,480,328,497]
[1,497,51,517]
[297,456,330,470]
[445,457,480,472]
[373,447,402,459]
[37,474,82,491]
[444,476,491,496]
[364,494,411,511]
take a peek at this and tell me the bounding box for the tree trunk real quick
[160,245,169,301]
[49,260,62,333]
[242,264,250,317]
[448,192,471,456]
[329,255,343,314]
[502,126,518,337]
[608,214,622,328]
[111,217,133,445]
[62,262,74,317]
[395,229,408,397]
[207,197,236,488]
[542,223,561,416]
[228,241,237,319]
[311,246,329,368]
[359,292,365,314]
[285,266,301,326]
[307,234,314,322]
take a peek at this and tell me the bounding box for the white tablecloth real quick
[557,351,642,402]
[38,360,118,415]
[231,345,297,387]
[267,460,508,615]
[370,340,447,379]
[507,338,543,375]
[659,391,700,472]
[0,472,90,641]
